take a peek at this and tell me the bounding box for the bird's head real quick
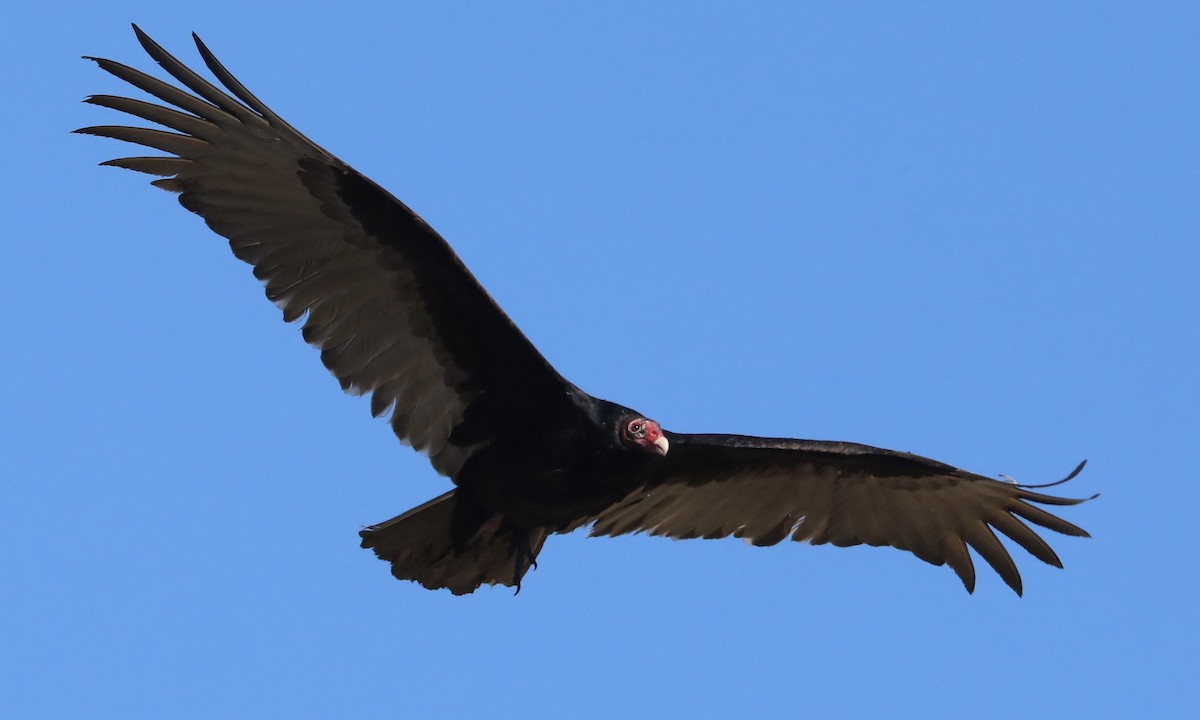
[620,416,669,457]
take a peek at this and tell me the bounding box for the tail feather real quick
[359,490,546,595]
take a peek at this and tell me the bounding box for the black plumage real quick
[79,26,1094,596]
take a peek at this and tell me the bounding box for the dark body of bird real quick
[79,26,1094,596]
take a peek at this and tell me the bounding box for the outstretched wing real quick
[78,26,581,479]
[586,433,1093,595]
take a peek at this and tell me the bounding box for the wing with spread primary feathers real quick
[78,26,581,480]
[584,433,1093,595]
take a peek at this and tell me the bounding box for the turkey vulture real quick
[79,26,1094,596]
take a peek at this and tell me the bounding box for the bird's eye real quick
[628,421,645,438]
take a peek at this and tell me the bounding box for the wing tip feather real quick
[1016,459,1088,490]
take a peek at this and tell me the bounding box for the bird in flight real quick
[79,25,1094,596]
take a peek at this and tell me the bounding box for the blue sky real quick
[3,2,1197,717]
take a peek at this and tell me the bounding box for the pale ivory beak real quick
[653,435,670,456]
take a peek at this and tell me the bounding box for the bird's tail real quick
[359,490,546,595]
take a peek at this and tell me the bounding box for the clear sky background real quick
[3,2,1196,718]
